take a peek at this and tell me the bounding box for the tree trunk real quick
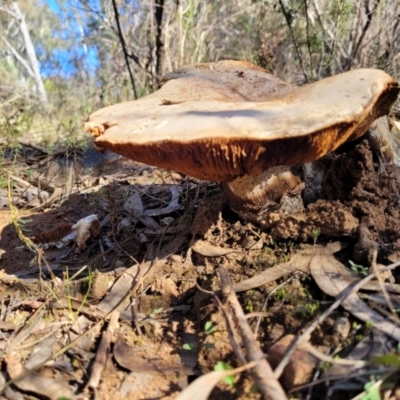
[154,0,165,86]
[10,1,48,105]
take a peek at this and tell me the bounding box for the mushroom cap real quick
[84,61,399,182]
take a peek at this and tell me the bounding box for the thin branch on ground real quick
[218,265,288,400]
[370,250,400,327]
[212,293,247,365]
[87,310,120,389]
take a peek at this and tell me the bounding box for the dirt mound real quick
[264,140,400,255]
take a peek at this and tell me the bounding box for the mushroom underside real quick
[84,62,400,219]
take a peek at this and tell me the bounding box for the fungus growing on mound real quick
[83,60,399,215]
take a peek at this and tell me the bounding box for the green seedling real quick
[214,361,235,386]
[64,266,93,320]
[273,288,287,301]
[204,321,216,335]
[279,254,291,263]
[365,320,374,329]
[245,300,254,313]
[182,343,197,350]
[311,228,321,245]
[361,380,381,400]
[349,260,369,276]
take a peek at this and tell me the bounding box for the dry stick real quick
[87,310,120,389]
[37,249,57,281]
[370,250,400,327]
[212,294,247,365]
[218,265,288,400]
[274,261,400,379]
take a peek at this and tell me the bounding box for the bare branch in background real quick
[111,0,138,99]
[1,37,34,78]
[5,2,48,106]
[278,0,309,83]
[1,0,399,112]
[351,0,380,68]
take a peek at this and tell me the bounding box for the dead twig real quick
[211,291,247,365]
[370,250,400,327]
[87,310,120,389]
[218,265,288,400]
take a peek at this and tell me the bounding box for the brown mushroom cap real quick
[84,61,399,182]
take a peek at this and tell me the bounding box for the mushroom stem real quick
[221,166,305,215]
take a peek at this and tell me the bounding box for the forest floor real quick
[1,135,400,400]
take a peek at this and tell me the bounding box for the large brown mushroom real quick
[83,61,399,216]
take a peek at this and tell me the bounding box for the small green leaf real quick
[204,321,216,335]
[182,343,196,350]
[371,354,400,366]
[214,361,235,386]
[362,381,380,400]
[250,384,260,393]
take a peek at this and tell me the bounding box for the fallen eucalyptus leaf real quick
[192,240,239,257]
[309,247,400,341]
[233,243,342,292]
[124,190,144,215]
[6,354,73,400]
[114,334,192,375]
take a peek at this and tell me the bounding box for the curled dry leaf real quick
[74,214,100,250]
[31,214,99,250]
[234,242,400,294]
[6,354,73,400]
[114,334,192,375]
[123,190,144,215]
[192,240,239,257]
[236,242,400,340]
[325,328,392,380]
[232,245,317,292]
[144,186,182,216]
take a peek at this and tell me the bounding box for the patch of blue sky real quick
[39,0,100,78]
